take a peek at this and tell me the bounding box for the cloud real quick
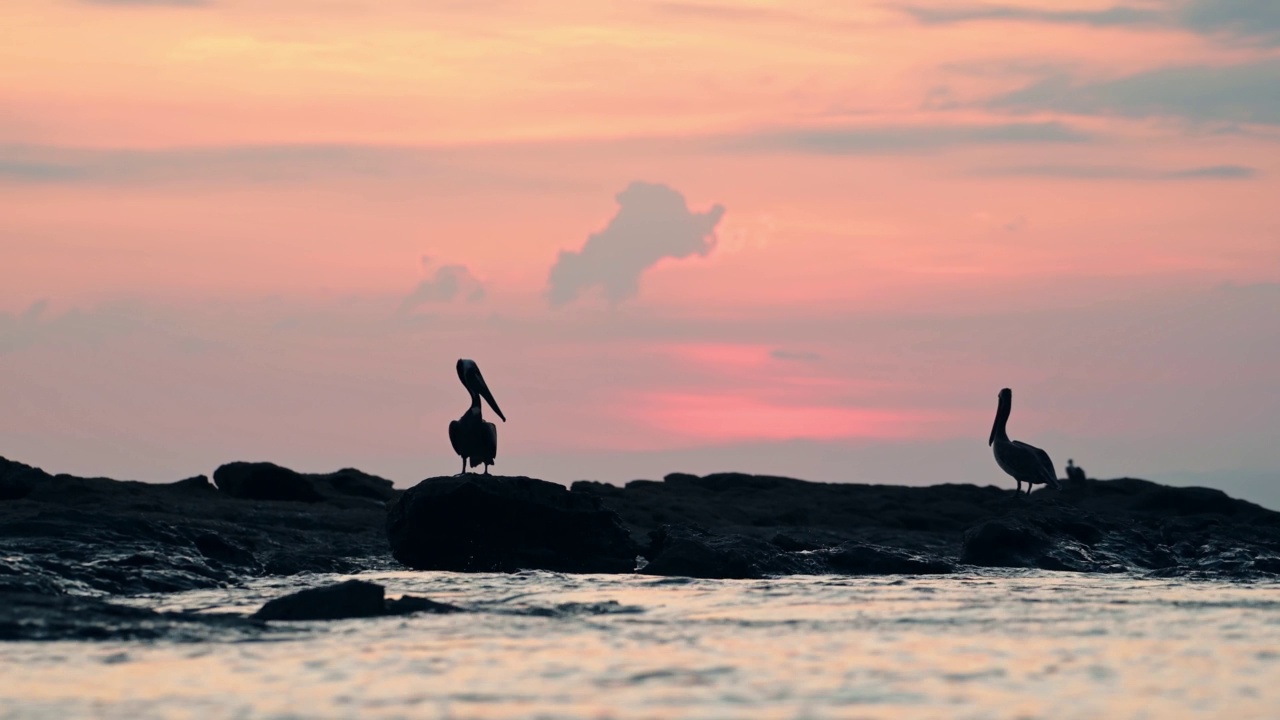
[901,4,1163,28]
[547,182,724,307]
[989,60,1280,125]
[974,163,1258,180]
[770,349,822,362]
[399,259,486,314]
[1181,0,1280,45]
[727,122,1089,155]
[81,0,208,5]
[900,0,1280,46]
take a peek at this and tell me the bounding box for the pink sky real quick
[2,0,1278,505]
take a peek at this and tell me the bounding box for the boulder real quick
[386,475,639,573]
[213,462,396,504]
[251,579,387,621]
[251,580,464,621]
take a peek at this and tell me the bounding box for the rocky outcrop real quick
[386,475,639,574]
[0,456,396,597]
[251,579,462,621]
[213,462,397,504]
[577,472,1280,579]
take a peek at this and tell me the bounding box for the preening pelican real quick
[989,388,1060,495]
[448,359,506,475]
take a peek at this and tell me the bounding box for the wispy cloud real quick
[989,60,1280,126]
[726,121,1090,155]
[974,163,1259,180]
[80,0,209,6]
[770,349,822,362]
[547,181,724,307]
[899,0,1280,46]
[901,4,1163,28]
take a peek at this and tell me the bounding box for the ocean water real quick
[2,571,1278,719]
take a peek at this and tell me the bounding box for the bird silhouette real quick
[989,388,1059,495]
[448,359,505,475]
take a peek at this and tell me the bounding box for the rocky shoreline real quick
[3,454,1278,640]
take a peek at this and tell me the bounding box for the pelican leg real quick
[483,463,491,475]
[1015,480,1023,496]
[459,457,467,475]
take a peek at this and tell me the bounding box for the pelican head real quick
[457,358,506,422]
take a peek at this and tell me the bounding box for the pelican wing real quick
[1012,440,1058,486]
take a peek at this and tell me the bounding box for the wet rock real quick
[385,594,464,616]
[642,524,824,579]
[821,542,954,575]
[0,591,266,642]
[194,533,257,566]
[252,580,464,621]
[252,579,387,621]
[386,475,639,573]
[0,455,394,596]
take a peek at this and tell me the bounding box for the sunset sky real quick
[2,0,1278,506]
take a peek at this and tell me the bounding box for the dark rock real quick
[213,462,324,502]
[0,591,266,642]
[251,581,465,621]
[252,579,387,621]
[194,533,257,566]
[0,457,46,501]
[385,594,464,616]
[642,524,823,579]
[213,462,397,504]
[386,475,639,573]
[822,542,954,575]
[0,455,394,596]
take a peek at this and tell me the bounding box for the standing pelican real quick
[448,359,506,475]
[989,388,1060,495]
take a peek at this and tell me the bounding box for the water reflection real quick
[3,571,1278,718]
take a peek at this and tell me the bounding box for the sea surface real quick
[2,570,1278,719]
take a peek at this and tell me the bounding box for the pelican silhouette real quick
[448,359,505,475]
[989,388,1059,495]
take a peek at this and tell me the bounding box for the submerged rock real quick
[386,475,639,573]
[0,591,266,642]
[252,580,463,621]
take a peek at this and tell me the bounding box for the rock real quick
[252,579,387,621]
[386,475,639,573]
[0,457,45,501]
[251,580,466,621]
[194,533,257,566]
[385,594,464,616]
[0,591,266,642]
[0,455,394,596]
[642,524,823,579]
[641,525,955,579]
[212,462,323,502]
[212,462,397,504]
[821,542,954,575]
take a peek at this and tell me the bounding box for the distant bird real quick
[449,359,506,475]
[989,388,1060,495]
[1066,459,1087,483]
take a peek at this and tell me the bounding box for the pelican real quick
[989,387,1060,495]
[448,359,506,475]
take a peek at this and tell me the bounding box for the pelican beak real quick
[472,369,506,422]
